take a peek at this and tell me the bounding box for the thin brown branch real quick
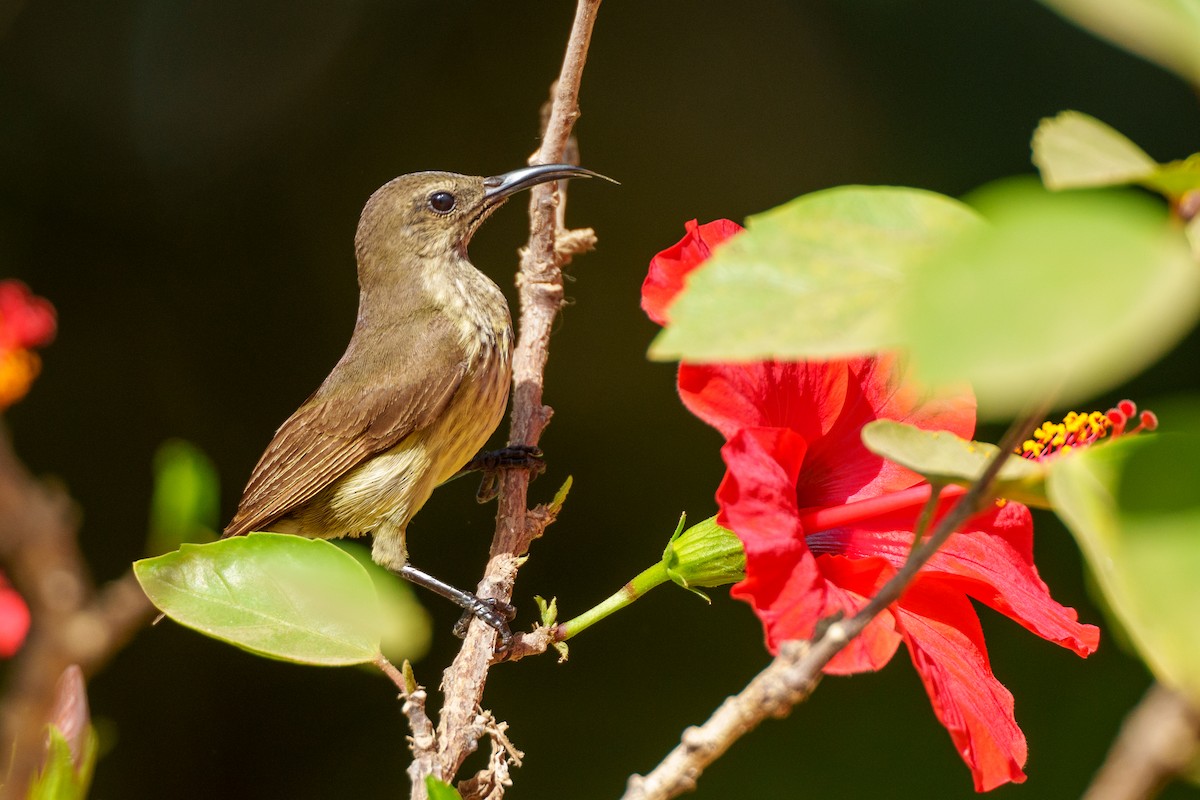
[622,411,1042,800]
[1083,682,1200,800]
[409,1,603,797]
[0,428,154,799]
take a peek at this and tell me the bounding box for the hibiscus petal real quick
[683,356,976,507]
[805,499,1098,658]
[718,427,904,665]
[824,356,976,499]
[922,502,1100,657]
[813,555,903,674]
[717,426,818,652]
[894,584,1028,792]
[641,219,744,325]
[679,360,847,443]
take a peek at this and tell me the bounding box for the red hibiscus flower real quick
[645,220,1100,792]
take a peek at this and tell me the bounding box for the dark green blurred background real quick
[3,1,1200,797]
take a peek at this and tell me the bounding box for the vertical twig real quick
[410,2,604,797]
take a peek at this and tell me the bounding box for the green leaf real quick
[904,181,1200,418]
[1033,111,1200,199]
[148,439,220,554]
[1036,0,1200,87]
[425,776,464,800]
[650,186,983,362]
[27,726,97,800]
[547,475,573,514]
[336,541,432,664]
[1047,424,1200,706]
[134,533,383,666]
[860,420,1049,507]
[1032,111,1158,190]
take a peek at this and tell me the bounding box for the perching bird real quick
[223,164,608,645]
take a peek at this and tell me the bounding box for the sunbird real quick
[224,164,609,646]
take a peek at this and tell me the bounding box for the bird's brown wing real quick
[223,333,469,539]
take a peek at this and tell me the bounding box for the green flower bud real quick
[662,515,746,600]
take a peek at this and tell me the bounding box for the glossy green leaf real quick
[1037,0,1200,87]
[336,541,432,664]
[135,533,383,666]
[1032,111,1158,190]
[650,186,983,361]
[148,439,219,554]
[1033,111,1200,199]
[1048,428,1200,705]
[425,776,464,800]
[861,420,1048,507]
[904,181,1200,418]
[27,726,97,800]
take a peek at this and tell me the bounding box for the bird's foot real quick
[466,445,546,503]
[397,563,516,652]
[453,596,518,650]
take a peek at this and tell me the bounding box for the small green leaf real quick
[425,776,464,800]
[1032,111,1158,190]
[1048,426,1200,706]
[861,420,1049,507]
[650,186,983,362]
[134,533,383,666]
[1036,0,1200,87]
[534,595,559,627]
[1033,111,1200,199]
[148,439,219,554]
[534,596,567,659]
[28,726,97,800]
[547,476,573,514]
[905,181,1200,418]
[402,660,417,695]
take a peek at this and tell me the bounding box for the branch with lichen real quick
[404,1,603,797]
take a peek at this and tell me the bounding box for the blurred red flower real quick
[0,280,56,409]
[644,220,1099,791]
[0,574,30,657]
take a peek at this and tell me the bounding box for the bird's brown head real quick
[355,164,610,264]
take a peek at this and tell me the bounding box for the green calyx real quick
[661,514,746,601]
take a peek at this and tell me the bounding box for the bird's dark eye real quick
[428,191,456,214]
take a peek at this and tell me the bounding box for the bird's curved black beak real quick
[482,164,616,203]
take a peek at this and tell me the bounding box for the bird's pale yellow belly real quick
[272,339,511,570]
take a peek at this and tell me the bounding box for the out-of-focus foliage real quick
[649,186,982,362]
[1038,0,1200,87]
[147,439,220,555]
